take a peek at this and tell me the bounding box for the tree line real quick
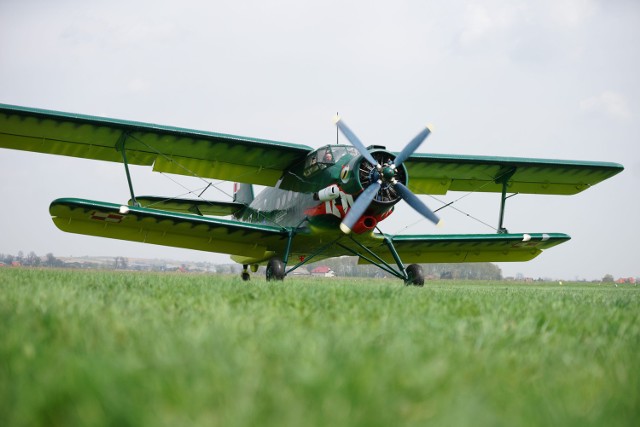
[306,256,503,280]
[0,251,63,267]
[1,251,502,279]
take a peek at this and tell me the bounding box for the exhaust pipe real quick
[350,215,377,234]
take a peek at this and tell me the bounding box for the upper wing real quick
[0,103,312,186]
[403,153,623,195]
[50,198,289,261]
[359,232,570,264]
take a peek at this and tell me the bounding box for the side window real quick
[303,152,320,177]
[304,146,337,177]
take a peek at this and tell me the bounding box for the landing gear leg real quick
[241,264,250,281]
[266,258,285,281]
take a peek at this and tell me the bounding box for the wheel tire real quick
[241,272,250,281]
[405,264,424,286]
[266,258,285,281]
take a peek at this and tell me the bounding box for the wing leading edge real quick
[0,104,312,186]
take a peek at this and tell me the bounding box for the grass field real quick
[1,268,638,427]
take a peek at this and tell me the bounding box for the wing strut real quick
[335,235,409,280]
[115,132,140,207]
[495,167,517,234]
[277,220,415,282]
[281,218,335,276]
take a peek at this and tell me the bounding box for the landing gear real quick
[241,264,259,281]
[405,264,424,286]
[241,264,250,281]
[266,258,285,281]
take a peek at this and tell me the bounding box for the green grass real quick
[1,269,638,427]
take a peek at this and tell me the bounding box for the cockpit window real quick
[303,145,358,177]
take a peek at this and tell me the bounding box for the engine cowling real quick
[355,149,408,214]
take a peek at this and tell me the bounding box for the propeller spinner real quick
[333,116,441,234]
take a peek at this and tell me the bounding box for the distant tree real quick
[602,274,614,283]
[45,253,57,267]
[114,256,129,270]
[25,251,41,267]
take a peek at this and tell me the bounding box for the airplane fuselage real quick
[235,144,403,234]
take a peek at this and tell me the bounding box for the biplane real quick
[0,104,623,284]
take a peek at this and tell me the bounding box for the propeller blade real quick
[340,181,381,234]
[394,182,441,225]
[333,116,379,167]
[393,125,433,167]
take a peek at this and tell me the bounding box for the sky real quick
[0,0,638,280]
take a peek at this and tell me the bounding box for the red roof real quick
[311,266,332,274]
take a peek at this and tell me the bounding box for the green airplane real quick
[0,104,623,284]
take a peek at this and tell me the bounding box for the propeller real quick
[333,115,378,167]
[339,181,381,234]
[334,116,441,234]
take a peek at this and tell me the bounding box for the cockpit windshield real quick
[303,145,358,176]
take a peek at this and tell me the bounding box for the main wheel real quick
[405,264,424,286]
[266,258,285,281]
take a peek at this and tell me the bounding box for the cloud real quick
[549,0,597,28]
[454,0,599,63]
[580,91,632,120]
[127,78,152,94]
[458,2,519,48]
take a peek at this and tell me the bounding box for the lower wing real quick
[360,233,570,264]
[50,198,288,261]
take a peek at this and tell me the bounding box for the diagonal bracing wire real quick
[124,134,291,228]
[393,167,520,234]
